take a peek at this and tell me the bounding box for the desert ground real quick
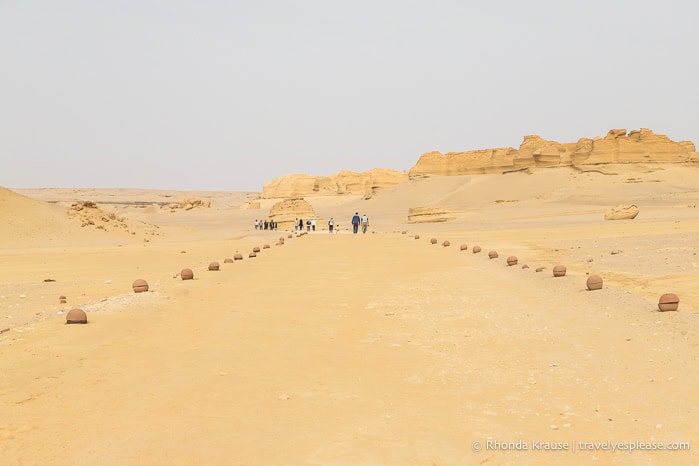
[1,163,698,465]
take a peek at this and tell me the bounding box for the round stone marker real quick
[553,264,567,277]
[263,244,270,249]
[414,235,420,240]
[249,252,257,258]
[460,244,468,251]
[506,256,518,266]
[488,251,498,259]
[224,258,234,263]
[430,238,438,244]
[66,308,87,324]
[132,279,149,293]
[586,275,603,290]
[208,262,220,271]
[535,267,545,272]
[442,241,450,247]
[472,246,481,253]
[234,253,243,261]
[253,246,261,253]
[658,293,679,312]
[181,268,194,280]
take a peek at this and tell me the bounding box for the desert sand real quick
[1,153,699,464]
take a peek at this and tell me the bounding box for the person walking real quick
[361,213,369,233]
[351,212,360,234]
[311,218,316,231]
[254,219,259,230]
[328,217,334,233]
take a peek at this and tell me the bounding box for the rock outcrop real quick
[604,204,640,220]
[67,201,161,236]
[262,169,407,199]
[268,198,320,230]
[168,198,212,210]
[408,148,519,178]
[409,129,697,178]
[407,206,457,223]
[574,128,696,165]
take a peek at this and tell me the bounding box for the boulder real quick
[132,279,149,293]
[66,308,87,324]
[658,293,679,312]
[586,275,603,290]
[604,205,639,220]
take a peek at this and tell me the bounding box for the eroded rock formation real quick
[268,198,320,230]
[409,129,697,178]
[604,204,640,220]
[407,206,457,224]
[262,169,407,199]
[168,198,212,210]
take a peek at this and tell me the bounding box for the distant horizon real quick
[5,125,696,192]
[3,1,698,192]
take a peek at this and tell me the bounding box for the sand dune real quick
[1,162,698,464]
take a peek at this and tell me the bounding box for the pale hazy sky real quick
[2,1,698,192]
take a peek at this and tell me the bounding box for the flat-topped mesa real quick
[262,169,407,199]
[408,128,697,178]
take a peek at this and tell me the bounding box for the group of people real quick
[254,219,278,230]
[327,213,369,234]
[255,213,370,234]
[294,218,317,232]
[350,212,369,234]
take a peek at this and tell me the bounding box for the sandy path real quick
[1,232,697,465]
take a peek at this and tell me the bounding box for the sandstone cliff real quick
[409,129,697,178]
[262,169,408,199]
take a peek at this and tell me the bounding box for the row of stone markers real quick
[405,231,681,313]
[64,232,307,325]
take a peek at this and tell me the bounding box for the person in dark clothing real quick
[351,212,360,234]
